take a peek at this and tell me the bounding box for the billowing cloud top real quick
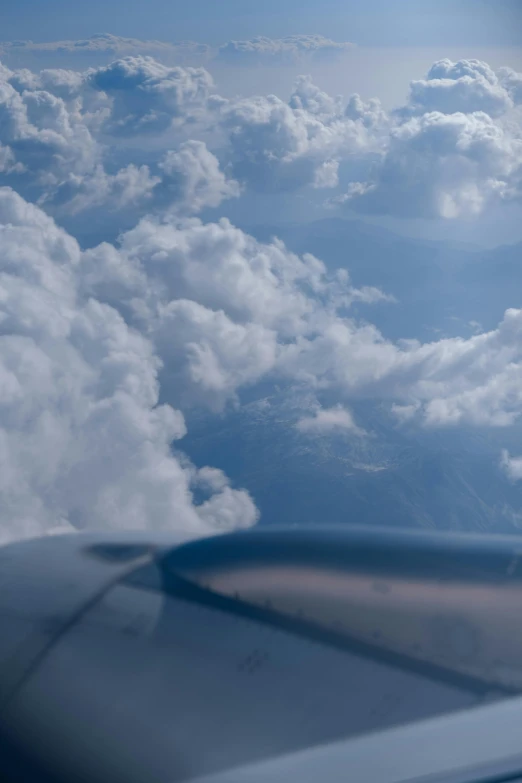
[405,58,516,118]
[344,58,522,218]
[88,56,215,135]
[0,188,258,544]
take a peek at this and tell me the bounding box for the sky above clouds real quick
[0,2,522,544]
[2,1,522,47]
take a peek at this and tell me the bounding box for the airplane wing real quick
[189,693,522,783]
[1,525,522,783]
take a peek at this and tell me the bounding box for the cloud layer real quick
[1,55,519,219]
[0,52,521,543]
[217,35,354,65]
[0,33,352,68]
[0,34,211,66]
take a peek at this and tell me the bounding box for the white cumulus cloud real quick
[296,405,365,436]
[347,110,522,218]
[498,66,522,105]
[156,140,240,213]
[404,58,515,119]
[223,80,386,193]
[0,71,99,185]
[0,187,258,544]
[88,56,215,136]
[79,210,394,412]
[344,59,522,219]
[280,306,522,429]
[77,204,522,434]
[501,450,522,482]
[0,62,240,221]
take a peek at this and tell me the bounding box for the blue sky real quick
[2,0,521,47]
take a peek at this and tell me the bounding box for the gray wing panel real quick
[187,696,522,783]
[0,532,172,709]
[2,579,480,783]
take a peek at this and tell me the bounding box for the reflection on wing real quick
[156,526,522,692]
